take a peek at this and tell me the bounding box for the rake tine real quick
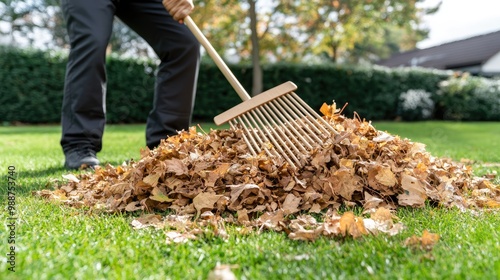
[279,95,326,139]
[255,107,303,167]
[281,94,326,136]
[248,109,297,168]
[275,96,325,144]
[263,102,311,153]
[241,113,280,160]
[267,99,317,148]
[289,92,339,136]
[283,96,330,135]
[187,16,333,169]
[256,106,302,155]
[230,119,257,156]
[261,103,308,154]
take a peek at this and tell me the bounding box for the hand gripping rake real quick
[184,16,338,169]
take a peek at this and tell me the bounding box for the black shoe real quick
[64,147,100,170]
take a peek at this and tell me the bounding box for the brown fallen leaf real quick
[62,174,80,183]
[282,193,301,215]
[404,230,440,251]
[368,165,397,196]
[237,209,249,224]
[165,158,189,176]
[229,184,259,203]
[371,207,393,222]
[257,210,284,231]
[125,201,143,212]
[363,218,405,236]
[330,168,364,200]
[131,214,163,229]
[149,187,173,203]
[339,212,368,238]
[374,166,398,187]
[193,192,223,216]
[398,173,427,207]
[34,101,499,243]
[165,231,197,244]
[363,192,384,210]
[143,173,161,187]
[363,207,405,236]
[288,228,320,241]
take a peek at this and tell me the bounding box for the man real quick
[60,0,199,169]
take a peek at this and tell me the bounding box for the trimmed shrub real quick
[0,47,67,124]
[436,74,500,121]
[6,46,500,123]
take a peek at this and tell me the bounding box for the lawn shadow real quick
[21,165,66,178]
[15,165,71,194]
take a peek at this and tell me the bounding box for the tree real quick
[274,0,440,63]
[0,0,171,56]
[1,0,440,95]
[248,0,262,95]
[0,0,46,46]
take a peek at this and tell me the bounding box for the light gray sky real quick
[418,0,500,48]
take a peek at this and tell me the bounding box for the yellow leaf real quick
[339,212,368,238]
[320,102,335,117]
[485,200,500,208]
[421,230,440,248]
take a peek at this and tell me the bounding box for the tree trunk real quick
[248,0,263,96]
[331,43,338,63]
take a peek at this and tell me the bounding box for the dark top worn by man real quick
[60,0,199,170]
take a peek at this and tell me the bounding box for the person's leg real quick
[60,0,116,168]
[116,0,200,149]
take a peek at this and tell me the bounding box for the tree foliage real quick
[271,0,439,63]
[1,0,439,63]
[0,0,58,46]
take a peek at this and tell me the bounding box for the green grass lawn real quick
[1,122,499,279]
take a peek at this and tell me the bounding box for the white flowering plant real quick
[397,89,435,121]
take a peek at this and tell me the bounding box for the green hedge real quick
[2,46,497,124]
[0,47,67,124]
[435,74,500,121]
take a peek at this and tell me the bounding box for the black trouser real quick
[60,0,200,153]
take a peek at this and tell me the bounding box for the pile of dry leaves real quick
[35,103,499,241]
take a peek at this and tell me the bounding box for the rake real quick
[185,16,338,169]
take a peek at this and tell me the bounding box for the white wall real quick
[483,51,500,73]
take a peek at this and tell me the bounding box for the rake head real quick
[214,82,338,169]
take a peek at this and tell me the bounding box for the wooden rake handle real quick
[184,16,252,101]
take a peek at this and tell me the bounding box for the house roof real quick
[377,30,500,69]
